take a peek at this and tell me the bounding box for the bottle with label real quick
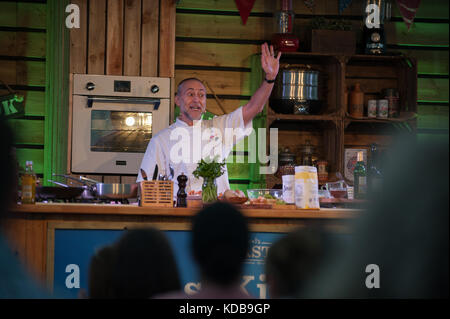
[349,83,364,118]
[353,151,366,199]
[282,174,294,204]
[368,143,383,196]
[21,161,36,204]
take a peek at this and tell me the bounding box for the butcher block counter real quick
[2,203,362,289]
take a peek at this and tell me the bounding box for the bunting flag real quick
[0,81,24,119]
[234,0,256,25]
[396,0,421,30]
[304,0,315,12]
[339,0,353,14]
[0,94,25,119]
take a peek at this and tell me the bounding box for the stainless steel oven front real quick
[71,74,170,174]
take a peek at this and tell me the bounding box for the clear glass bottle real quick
[21,161,36,204]
[271,0,299,52]
[353,151,367,199]
[368,143,383,196]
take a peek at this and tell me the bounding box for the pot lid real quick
[279,147,296,162]
[281,64,319,73]
[299,140,316,154]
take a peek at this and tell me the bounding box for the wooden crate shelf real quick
[260,53,417,187]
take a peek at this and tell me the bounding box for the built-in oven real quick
[71,74,171,175]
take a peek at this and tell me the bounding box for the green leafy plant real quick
[193,156,226,180]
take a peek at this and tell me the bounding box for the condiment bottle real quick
[21,161,36,204]
[316,160,328,184]
[353,151,367,199]
[382,88,399,118]
[349,83,364,118]
[282,175,294,204]
[367,143,383,196]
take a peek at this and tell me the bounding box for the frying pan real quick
[78,176,138,199]
[36,181,84,200]
[51,175,96,199]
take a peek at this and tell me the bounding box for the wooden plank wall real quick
[70,0,175,77]
[175,0,449,189]
[68,0,175,183]
[0,1,46,177]
[2,0,447,187]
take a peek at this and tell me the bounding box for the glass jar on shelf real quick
[299,140,316,166]
[276,147,297,178]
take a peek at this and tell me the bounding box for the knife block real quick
[139,181,174,207]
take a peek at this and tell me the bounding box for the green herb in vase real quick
[192,157,226,203]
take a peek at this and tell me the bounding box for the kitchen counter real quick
[3,203,362,286]
[11,202,361,219]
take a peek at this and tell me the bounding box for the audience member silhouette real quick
[109,228,181,299]
[265,227,329,298]
[302,137,449,298]
[0,118,49,298]
[88,244,118,299]
[189,202,252,298]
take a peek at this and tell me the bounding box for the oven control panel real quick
[73,74,170,98]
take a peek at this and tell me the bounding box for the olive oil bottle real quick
[353,151,367,199]
[21,161,36,204]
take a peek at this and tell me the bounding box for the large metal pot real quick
[270,66,323,115]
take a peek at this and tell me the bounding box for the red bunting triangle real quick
[396,0,421,30]
[234,0,256,25]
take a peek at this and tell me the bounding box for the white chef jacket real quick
[136,106,253,198]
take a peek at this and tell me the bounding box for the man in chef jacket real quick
[137,43,281,198]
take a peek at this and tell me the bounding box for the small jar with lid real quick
[276,147,296,178]
[316,160,328,184]
[299,140,316,166]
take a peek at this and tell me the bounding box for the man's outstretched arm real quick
[242,42,281,126]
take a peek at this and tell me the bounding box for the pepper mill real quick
[176,173,188,207]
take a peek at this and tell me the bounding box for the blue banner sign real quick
[53,229,285,299]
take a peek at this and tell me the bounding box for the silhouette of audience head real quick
[191,202,249,287]
[88,244,117,299]
[303,137,449,298]
[0,118,16,213]
[110,228,181,299]
[266,227,327,298]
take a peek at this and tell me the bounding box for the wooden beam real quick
[69,0,87,74]
[44,0,71,186]
[141,0,159,76]
[159,0,176,77]
[88,0,106,75]
[106,0,124,75]
[124,0,141,76]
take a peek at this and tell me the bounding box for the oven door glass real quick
[91,110,152,153]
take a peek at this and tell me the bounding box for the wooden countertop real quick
[11,203,362,219]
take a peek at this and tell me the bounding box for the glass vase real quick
[202,177,217,203]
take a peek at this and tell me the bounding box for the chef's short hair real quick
[176,77,205,95]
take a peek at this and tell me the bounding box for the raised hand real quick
[261,42,281,81]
